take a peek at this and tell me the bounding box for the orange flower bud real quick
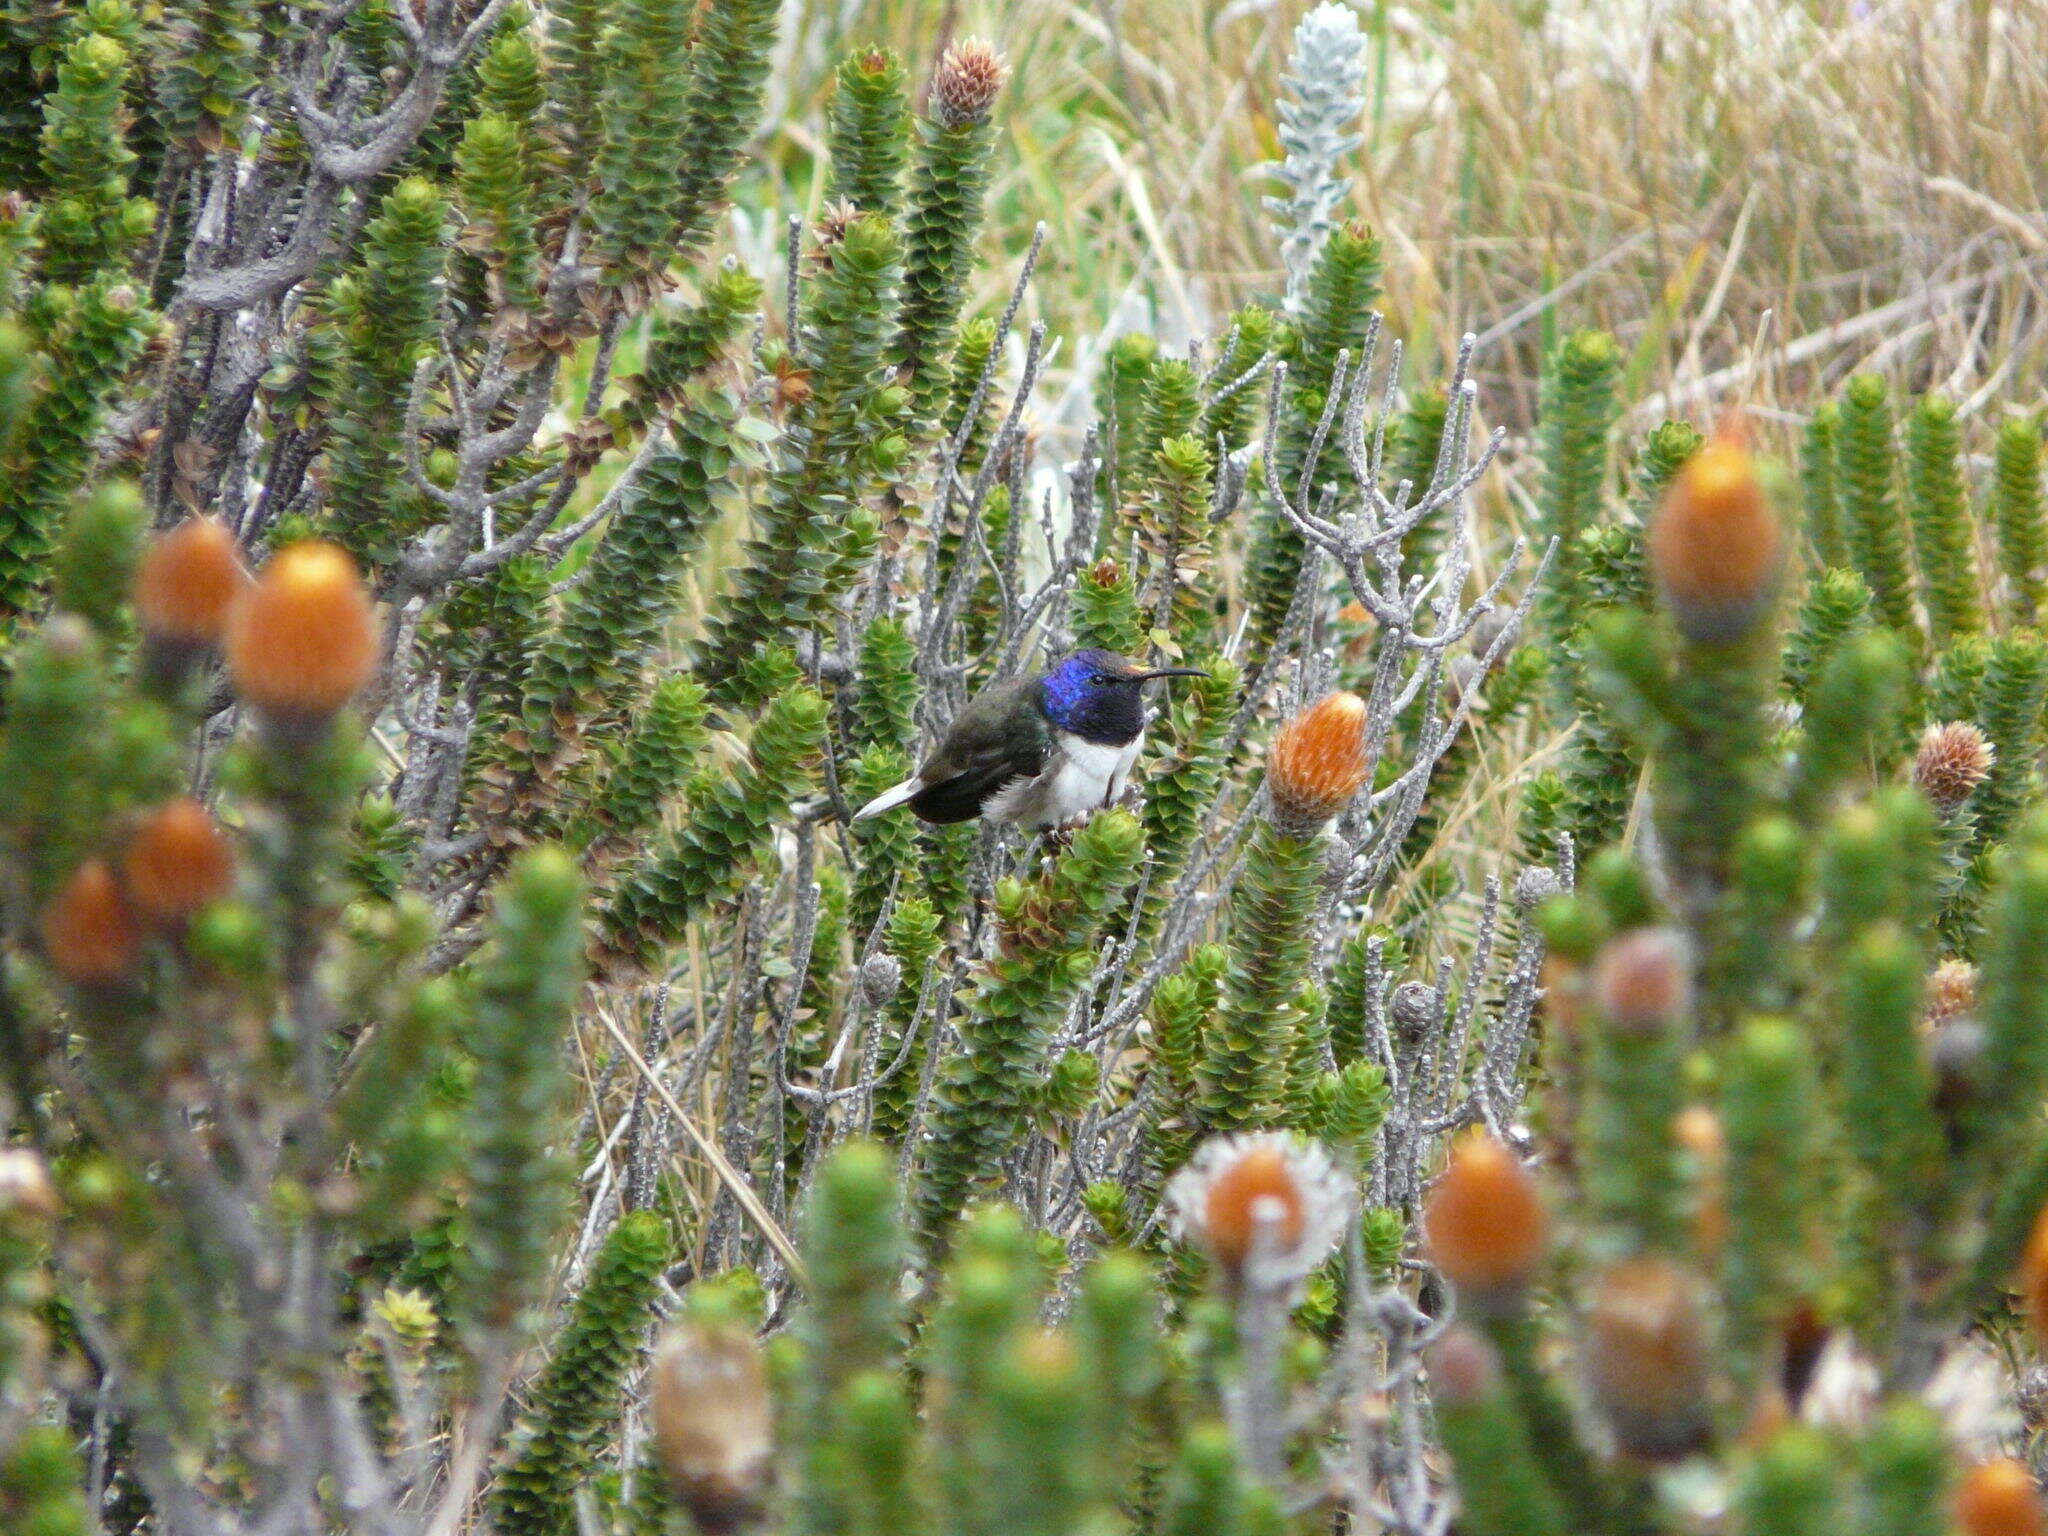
[134,517,247,645]
[1267,690,1370,835]
[225,542,379,719]
[649,1320,774,1533]
[1648,429,1781,644]
[2019,1201,2048,1344]
[123,797,236,922]
[1421,1130,1547,1301]
[1583,1257,1710,1461]
[1958,1459,2048,1536]
[41,860,143,986]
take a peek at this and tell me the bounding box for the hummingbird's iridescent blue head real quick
[1040,650,1207,744]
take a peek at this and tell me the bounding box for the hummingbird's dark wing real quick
[907,676,1052,824]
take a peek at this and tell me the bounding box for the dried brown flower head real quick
[1583,1257,1710,1462]
[649,1320,775,1533]
[124,797,236,923]
[1926,957,1980,1028]
[226,541,379,721]
[1648,426,1782,643]
[42,859,143,987]
[1590,927,1691,1030]
[1267,691,1370,836]
[1427,1325,1501,1405]
[1915,720,1996,814]
[930,39,1007,129]
[1421,1130,1547,1302]
[810,197,865,258]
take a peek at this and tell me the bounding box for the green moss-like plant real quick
[913,810,1145,1248]
[490,1211,673,1536]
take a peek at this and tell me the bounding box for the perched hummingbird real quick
[852,650,1208,829]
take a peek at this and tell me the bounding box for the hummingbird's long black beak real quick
[1135,667,1210,681]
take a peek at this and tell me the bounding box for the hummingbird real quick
[852,650,1208,829]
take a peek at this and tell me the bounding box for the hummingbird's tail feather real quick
[852,777,923,822]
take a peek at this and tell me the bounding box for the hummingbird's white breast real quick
[984,730,1145,828]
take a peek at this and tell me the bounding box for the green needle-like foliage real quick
[1988,415,2048,621]
[599,685,827,971]
[869,892,942,1143]
[52,477,143,641]
[1837,374,1920,645]
[1902,393,1981,642]
[491,1211,673,1536]
[849,614,919,755]
[1719,1016,1819,1394]
[456,112,540,313]
[0,1423,90,1536]
[1835,922,1941,1252]
[1782,566,1872,704]
[156,0,258,151]
[1201,302,1280,459]
[1857,1400,1947,1536]
[828,49,910,219]
[1735,1426,1840,1536]
[0,280,151,631]
[36,24,150,286]
[1071,554,1145,656]
[847,745,919,944]
[1242,221,1383,645]
[693,215,901,708]
[1198,816,1322,1131]
[1432,1336,1571,1536]
[1137,657,1239,940]
[1970,628,2048,853]
[1530,328,1622,663]
[1579,952,1685,1260]
[461,846,587,1332]
[1102,332,1160,507]
[791,1141,909,1536]
[324,177,448,568]
[1157,1424,1278,1536]
[665,0,780,263]
[1801,402,1849,570]
[1969,811,2048,1160]
[574,674,712,852]
[1,616,119,901]
[913,810,1144,1248]
[520,278,757,747]
[587,0,696,283]
[894,43,1004,424]
[1137,433,1220,644]
[1392,385,1452,567]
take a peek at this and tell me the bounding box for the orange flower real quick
[1648,427,1782,644]
[1957,1459,2048,1536]
[1421,1130,1547,1301]
[225,542,379,719]
[1167,1132,1349,1292]
[1267,691,1370,835]
[41,860,143,986]
[2020,1202,2048,1343]
[1583,1257,1710,1461]
[134,517,248,646]
[124,797,236,922]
